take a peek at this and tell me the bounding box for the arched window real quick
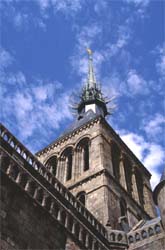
[83,143,89,171]
[77,138,90,172]
[76,191,86,206]
[66,152,72,181]
[45,156,58,176]
[62,147,73,181]
[123,157,132,194]
[135,168,144,206]
[120,198,127,217]
[111,142,120,179]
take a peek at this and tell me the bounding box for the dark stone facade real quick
[1,173,66,250]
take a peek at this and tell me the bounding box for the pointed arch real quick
[135,168,144,206]
[76,137,90,172]
[111,141,120,179]
[45,155,58,176]
[61,147,73,181]
[123,156,132,194]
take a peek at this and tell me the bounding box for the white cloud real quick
[119,131,164,189]
[125,0,150,18]
[76,24,102,51]
[156,45,165,79]
[121,133,145,160]
[143,144,164,170]
[158,54,165,76]
[126,69,148,95]
[13,12,28,28]
[142,114,165,139]
[1,0,83,32]
[0,48,72,147]
[94,0,108,14]
[37,0,50,10]
[2,80,72,142]
[37,0,83,14]
[125,0,149,6]
[33,81,62,101]
[0,47,13,71]
[108,25,131,55]
[15,93,33,117]
[70,23,103,81]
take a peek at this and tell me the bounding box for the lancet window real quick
[135,168,144,206]
[83,141,89,171]
[123,157,132,194]
[76,137,90,173]
[111,142,120,180]
[62,147,73,181]
[45,156,57,176]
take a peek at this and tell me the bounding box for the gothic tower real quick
[36,50,156,230]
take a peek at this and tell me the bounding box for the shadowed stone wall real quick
[1,172,67,250]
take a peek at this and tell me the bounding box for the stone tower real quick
[153,167,165,229]
[36,50,156,230]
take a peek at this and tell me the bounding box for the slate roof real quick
[60,109,100,137]
[36,109,100,155]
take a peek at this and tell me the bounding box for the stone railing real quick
[127,219,163,245]
[0,123,128,250]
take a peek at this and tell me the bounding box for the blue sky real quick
[0,0,164,188]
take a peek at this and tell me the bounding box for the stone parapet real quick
[0,123,128,250]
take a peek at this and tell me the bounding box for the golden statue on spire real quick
[86,48,93,55]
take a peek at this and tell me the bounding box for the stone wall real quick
[157,185,165,229]
[1,173,67,250]
[0,124,128,250]
[1,121,164,250]
[128,232,165,250]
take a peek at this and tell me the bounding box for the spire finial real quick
[86,48,96,89]
[86,48,93,56]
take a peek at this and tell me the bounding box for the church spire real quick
[76,49,109,118]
